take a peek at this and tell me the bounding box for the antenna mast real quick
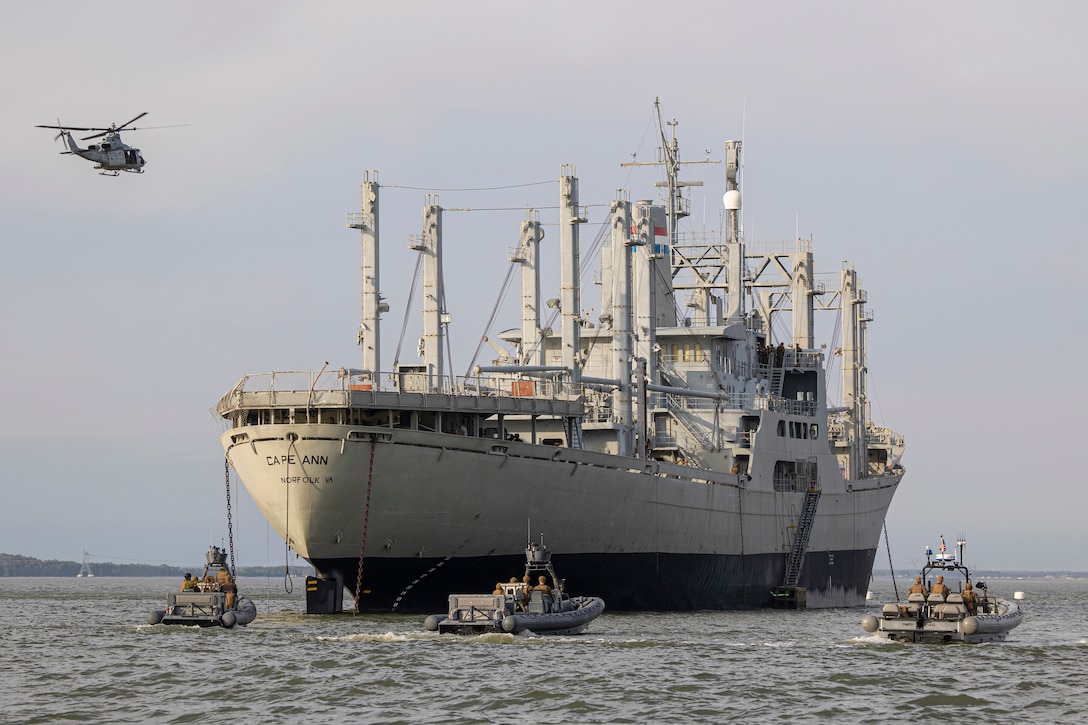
[622,98,718,250]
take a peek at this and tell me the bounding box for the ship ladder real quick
[563,417,584,450]
[782,487,821,588]
[665,398,714,451]
[769,365,786,397]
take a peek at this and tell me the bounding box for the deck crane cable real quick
[560,218,611,370]
[384,179,554,192]
[444,288,455,388]
[392,251,424,371]
[825,308,843,406]
[353,436,377,615]
[515,224,602,369]
[464,258,518,376]
[466,209,609,376]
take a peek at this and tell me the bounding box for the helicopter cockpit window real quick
[101,143,112,151]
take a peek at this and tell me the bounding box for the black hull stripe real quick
[312,548,878,613]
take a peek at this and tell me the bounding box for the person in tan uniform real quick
[215,569,237,607]
[930,575,949,599]
[961,582,979,614]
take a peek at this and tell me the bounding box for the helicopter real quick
[35,112,181,176]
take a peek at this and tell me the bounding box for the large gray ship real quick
[217,103,905,613]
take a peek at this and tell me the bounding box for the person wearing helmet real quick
[930,575,949,600]
[961,581,979,614]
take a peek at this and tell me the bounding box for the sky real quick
[2,1,1086,572]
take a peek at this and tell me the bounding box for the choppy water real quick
[1,576,1085,723]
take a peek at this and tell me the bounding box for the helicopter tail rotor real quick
[52,119,73,151]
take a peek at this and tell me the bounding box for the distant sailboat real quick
[76,550,94,578]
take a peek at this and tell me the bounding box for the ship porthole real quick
[286,432,299,442]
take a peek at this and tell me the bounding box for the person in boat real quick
[180,573,197,592]
[907,576,928,597]
[215,568,237,607]
[520,576,533,606]
[961,582,979,614]
[930,575,949,599]
[492,582,505,595]
[533,575,551,594]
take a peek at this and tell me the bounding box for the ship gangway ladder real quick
[664,396,716,452]
[769,365,786,397]
[771,487,821,609]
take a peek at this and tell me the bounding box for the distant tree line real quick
[0,553,312,578]
[871,568,1088,580]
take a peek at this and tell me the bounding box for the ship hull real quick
[315,548,879,613]
[223,423,899,613]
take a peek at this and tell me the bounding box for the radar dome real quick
[723,189,742,210]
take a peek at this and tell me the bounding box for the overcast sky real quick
[2,2,1085,572]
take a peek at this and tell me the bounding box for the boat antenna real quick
[740,100,746,201]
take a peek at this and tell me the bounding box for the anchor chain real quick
[283,441,293,594]
[224,458,236,578]
[883,522,899,601]
[353,436,377,615]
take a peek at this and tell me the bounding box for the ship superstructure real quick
[217,104,904,612]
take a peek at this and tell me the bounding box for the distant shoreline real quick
[0,553,312,578]
[870,570,1088,581]
[4,554,1085,580]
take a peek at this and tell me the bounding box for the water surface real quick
[1,576,1084,723]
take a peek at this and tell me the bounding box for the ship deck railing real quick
[216,368,585,417]
[754,351,823,376]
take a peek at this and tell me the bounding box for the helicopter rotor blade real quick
[80,122,189,140]
[115,112,148,132]
[36,124,97,131]
[125,124,190,132]
[38,113,181,141]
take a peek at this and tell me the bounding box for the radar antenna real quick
[621,97,720,251]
